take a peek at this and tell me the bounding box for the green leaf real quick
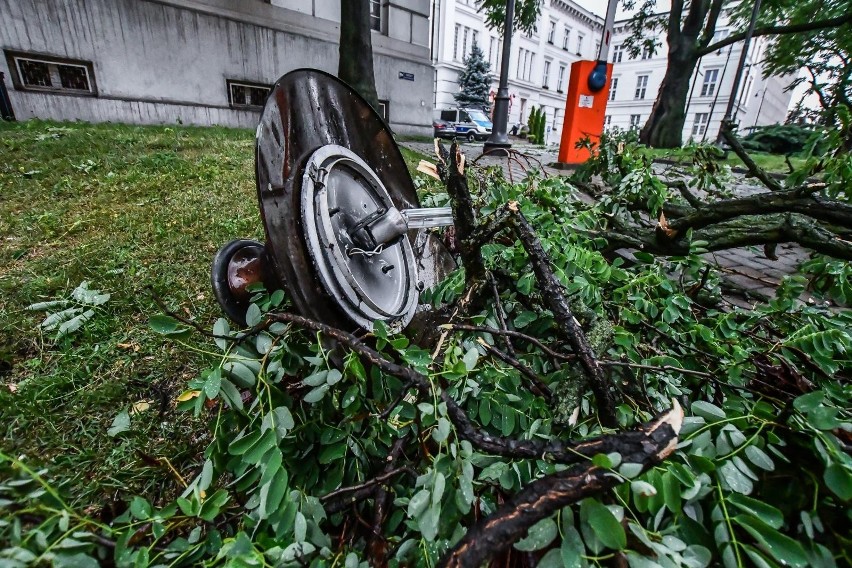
[198,489,229,521]
[303,384,329,403]
[514,517,558,551]
[219,378,243,410]
[824,463,852,500]
[462,347,479,371]
[433,417,451,443]
[149,314,188,337]
[204,368,222,399]
[582,499,626,550]
[727,494,783,529]
[744,445,775,471]
[319,442,347,465]
[792,390,823,413]
[560,525,586,568]
[223,361,256,388]
[228,430,262,456]
[326,368,343,386]
[690,401,726,421]
[808,406,841,430]
[719,461,753,494]
[107,410,131,437]
[294,511,307,542]
[245,303,262,326]
[513,310,538,328]
[130,496,152,520]
[733,515,808,567]
[213,318,230,351]
[408,489,430,518]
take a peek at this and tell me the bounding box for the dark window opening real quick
[227,80,271,109]
[5,50,96,95]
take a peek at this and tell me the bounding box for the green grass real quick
[0,120,262,507]
[642,146,807,174]
[0,120,432,511]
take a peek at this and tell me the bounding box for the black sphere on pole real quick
[483,0,515,157]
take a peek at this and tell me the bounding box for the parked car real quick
[437,108,493,142]
[433,118,456,139]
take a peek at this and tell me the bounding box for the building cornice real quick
[549,0,603,29]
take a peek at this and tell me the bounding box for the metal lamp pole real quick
[483,0,515,156]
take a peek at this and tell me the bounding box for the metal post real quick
[587,0,619,91]
[715,0,761,144]
[0,72,15,121]
[483,0,515,156]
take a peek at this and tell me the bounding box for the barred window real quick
[5,50,96,95]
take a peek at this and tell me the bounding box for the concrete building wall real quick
[431,0,603,142]
[606,16,794,142]
[0,0,433,134]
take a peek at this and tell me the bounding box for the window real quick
[453,24,461,60]
[634,75,648,99]
[489,36,495,65]
[562,26,571,50]
[612,44,624,63]
[517,48,533,81]
[576,33,584,55]
[377,99,390,122]
[547,21,556,44]
[700,68,719,97]
[557,65,566,93]
[227,80,271,109]
[641,45,653,60]
[5,50,96,95]
[595,41,601,58]
[472,30,478,50]
[609,77,619,101]
[604,115,612,127]
[691,113,709,137]
[462,27,469,59]
[369,0,381,32]
[542,60,551,89]
[629,114,641,129]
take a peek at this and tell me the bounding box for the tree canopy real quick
[454,44,493,110]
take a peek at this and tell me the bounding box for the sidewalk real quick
[399,139,811,308]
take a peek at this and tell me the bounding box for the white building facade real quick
[431,0,603,141]
[0,0,433,134]
[606,15,794,141]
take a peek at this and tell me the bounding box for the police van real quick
[437,107,493,142]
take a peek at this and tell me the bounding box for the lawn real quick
[641,146,808,173]
[0,119,428,510]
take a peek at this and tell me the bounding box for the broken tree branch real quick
[269,312,660,464]
[439,402,684,568]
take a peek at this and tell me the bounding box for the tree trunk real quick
[639,35,698,148]
[338,0,380,111]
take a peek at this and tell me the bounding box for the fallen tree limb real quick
[268,312,658,464]
[440,402,684,568]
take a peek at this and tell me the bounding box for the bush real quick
[741,123,824,155]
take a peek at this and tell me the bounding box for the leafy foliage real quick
[475,0,541,34]
[526,105,546,145]
[26,281,111,341]
[741,123,824,155]
[3,132,851,567]
[454,44,492,111]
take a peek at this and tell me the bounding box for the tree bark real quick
[639,29,700,148]
[338,0,380,111]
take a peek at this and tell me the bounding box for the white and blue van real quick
[438,107,493,142]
